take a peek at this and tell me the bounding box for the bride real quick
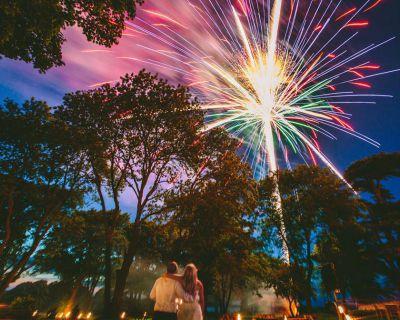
[166,263,205,320]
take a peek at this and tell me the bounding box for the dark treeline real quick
[0,71,399,319]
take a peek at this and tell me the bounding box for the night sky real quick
[0,0,399,208]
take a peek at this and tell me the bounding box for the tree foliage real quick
[345,152,400,292]
[33,210,128,308]
[0,0,144,72]
[259,165,374,311]
[0,98,89,297]
[345,152,400,203]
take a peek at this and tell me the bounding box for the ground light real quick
[337,304,354,320]
[338,305,345,314]
[54,310,92,319]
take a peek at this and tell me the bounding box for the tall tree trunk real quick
[224,276,233,314]
[91,168,111,317]
[104,228,112,312]
[288,297,296,317]
[89,276,100,296]
[219,275,225,315]
[67,275,85,311]
[0,192,14,256]
[104,210,118,317]
[106,187,121,317]
[111,223,140,318]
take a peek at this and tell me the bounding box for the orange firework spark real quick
[336,7,357,21]
[345,21,369,28]
[364,0,384,13]
[351,81,372,89]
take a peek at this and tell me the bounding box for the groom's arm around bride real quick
[150,261,185,320]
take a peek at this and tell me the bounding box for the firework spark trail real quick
[86,0,398,260]
[260,0,291,263]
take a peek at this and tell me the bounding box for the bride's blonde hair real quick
[182,263,198,297]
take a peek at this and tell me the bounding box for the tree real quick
[161,147,267,314]
[314,185,379,300]
[56,84,129,315]
[55,70,217,317]
[345,152,400,292]
[345,152,400,204]
[0,0,144,72]
[259,165,369,311]
[265,259,304,317]
[99,71,205,316]
[33,210,128,309]
[0,98,89,297]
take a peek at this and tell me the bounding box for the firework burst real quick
[89,0,399,181]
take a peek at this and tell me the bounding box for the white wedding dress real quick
[178,290,203,320]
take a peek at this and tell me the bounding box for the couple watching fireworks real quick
[150,262,205,320]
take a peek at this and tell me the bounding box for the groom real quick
[150,261,185,320]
